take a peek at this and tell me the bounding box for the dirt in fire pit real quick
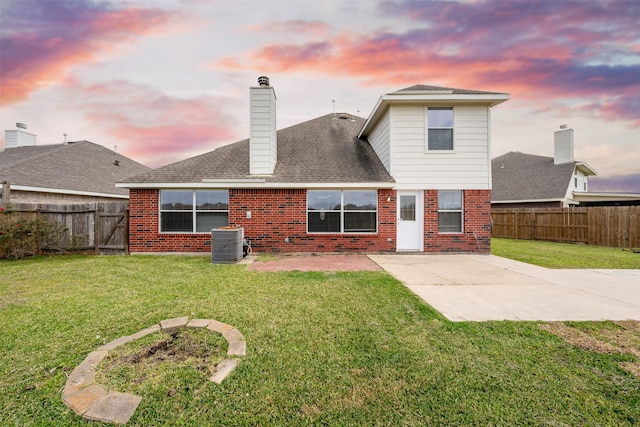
[95,328,228,394]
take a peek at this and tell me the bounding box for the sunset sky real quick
[1,0,638,191]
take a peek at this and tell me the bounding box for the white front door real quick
[397,191,423,251]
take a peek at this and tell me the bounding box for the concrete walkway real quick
[369,254,640,322]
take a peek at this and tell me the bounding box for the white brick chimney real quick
[249,76,277,175]
[554,125,574,165]
[4,123,36,150]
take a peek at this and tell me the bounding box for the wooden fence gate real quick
[95,209,129,255]
[3,201,130,255]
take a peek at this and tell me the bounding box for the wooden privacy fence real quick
[491,207,639,248]
[4,201,129,255]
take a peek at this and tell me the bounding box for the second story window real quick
[427,107,454,151]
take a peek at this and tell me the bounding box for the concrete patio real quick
[369,254,640,322]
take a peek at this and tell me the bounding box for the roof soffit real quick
[575,162,598,176]
[359,91,509,138]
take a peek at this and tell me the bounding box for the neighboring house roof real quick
[492,151,596,203]
[0,141,150,198]
[120,114,395,188]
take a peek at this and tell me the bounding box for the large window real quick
[438,190,462,233]
[160,190,228,232]
[427,107,454,150]
[308,190,377,233]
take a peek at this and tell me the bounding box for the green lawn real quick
[492,237,640,269]
[1,255,638,426]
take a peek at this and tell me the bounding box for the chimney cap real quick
[16,122,27,129]
[559,124,568,129]
[258,76,270,87]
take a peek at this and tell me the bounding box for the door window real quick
[400,195,416,221]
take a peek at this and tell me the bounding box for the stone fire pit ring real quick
[62,317,246,425]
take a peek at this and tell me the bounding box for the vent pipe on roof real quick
[554,125,574,165]
[250,76,277,175]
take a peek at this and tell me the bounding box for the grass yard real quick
[492,237,640,269]
[1,255,639,426]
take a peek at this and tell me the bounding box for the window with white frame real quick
[307,190,377,233]
[438,190,463,233]
[160,190,228,232]
[427,107,454,150]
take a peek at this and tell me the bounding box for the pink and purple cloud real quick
[215,0,640,125]
[61,78,240,168]
[0,0,176,105]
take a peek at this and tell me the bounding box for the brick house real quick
[118,77,508,254]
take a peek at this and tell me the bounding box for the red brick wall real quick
[128,188,491,253]
[423,189,492,253]
[128,188,396,253]
[128,189,212,252]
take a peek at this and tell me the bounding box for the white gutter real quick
[117,181,396,189]
[9,184,128,199]
[573,192,640,201]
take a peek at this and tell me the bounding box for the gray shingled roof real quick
[122,114,394,185]
[492,152,576,202]
[397,85,505,95]
[0,141,150,196]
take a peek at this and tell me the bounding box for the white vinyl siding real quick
[249,86,277,174]
[389,104,491,190]
[368,109,391,172]
[574,169,588,192]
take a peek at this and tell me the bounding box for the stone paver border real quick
[63,317,246,425]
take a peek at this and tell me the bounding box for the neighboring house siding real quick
[390,104,490,190]
[492,201,563,209]
[129,188,396,253]
[7,190,126,204]
[574,169,588,192]
[424,189,491,252]
[368,109,391,173]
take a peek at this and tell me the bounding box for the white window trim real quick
[307,190,378,234]
[159,189,229,234]
[437,189,464,234]
[425,106,455,152]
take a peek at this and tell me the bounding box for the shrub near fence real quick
[491,206,640,248]
[0,206,68,259]
[0,201,129,257]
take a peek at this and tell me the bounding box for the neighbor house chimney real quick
[249,76,277,175]
[554,125,574,165]
[4,123,37,150]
